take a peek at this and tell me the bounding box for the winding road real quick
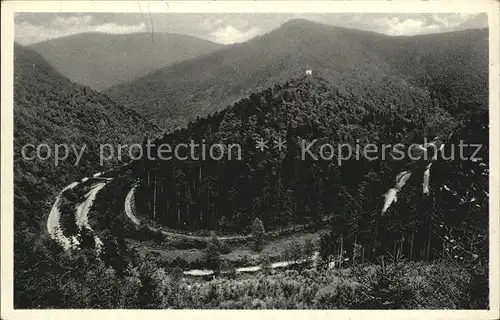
[183,251,320,276]
[124,184,140,225]
[381,138,443,214]
[47,181,80,250]
[47,174,113,250]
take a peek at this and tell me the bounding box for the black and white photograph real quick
[1,1,499,318]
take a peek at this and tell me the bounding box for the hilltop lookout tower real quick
[305,69,313,76]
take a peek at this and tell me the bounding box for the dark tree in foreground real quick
[251,217,265,251]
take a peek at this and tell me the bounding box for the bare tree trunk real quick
[426,223,432,261]
[393,241,397,263]
[177,208,181,227]
[339,236,344,269]
[166,198,169,223]
[410,232,415,261]
[441,237,446,261]
[153,176,157,220]
[198,167,202,227]
[399,233,405,260]
[147,171,151,212]
[373,219,379,261]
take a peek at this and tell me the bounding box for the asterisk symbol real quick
[273,137,287,151]
[255,137,268,152]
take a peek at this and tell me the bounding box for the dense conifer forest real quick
[12,21,489,309]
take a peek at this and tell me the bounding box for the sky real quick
[14,12,488,45]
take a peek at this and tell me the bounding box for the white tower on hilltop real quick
[305,69,312,75]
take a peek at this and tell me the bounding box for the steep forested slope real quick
[12,29,489,307]
[14,42,160,253]
[322,109,488,265]
[128,71,488,283]
[30,32,224,90]
[106,19,488,129]
[13,43,164,307]
[129,74,458,232]
[373,28,488,118]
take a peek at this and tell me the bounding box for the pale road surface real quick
[382,170,411,214]
[183,251,320,276]
[47,174,111,250]
[46,161,135,249]
[124,184,140,225]
[46,181,80,250]
[75,181,111,249]
[381,138,442,214]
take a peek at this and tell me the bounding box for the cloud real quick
[364,13,486,36]
[14,13,149,44]
[210,25,262,44]
[53,14,94,27]
[15,20,147,45]
[383,17,441,36]
[14,13,488,45]
[93,22,147,34]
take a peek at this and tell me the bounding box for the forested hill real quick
[30,32,225,90]
[13,43,160,233]
[374,28,488,119]
[130,71,488,266]
[106,19,488,130]
[130,73,465,233]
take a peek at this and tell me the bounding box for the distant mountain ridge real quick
[106,19,488,130]
[29,32,225,90]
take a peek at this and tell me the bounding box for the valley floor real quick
[36,165,487,310]
[129,229,321,271]
[139,260,488,309]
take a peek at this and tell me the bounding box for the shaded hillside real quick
[322,109,488,266]
[30,32,224,90]
[13,43,161,307]
[129,74,458,233]
[128,72,488,279]
[13,36,489,309]
[106,19,488,129]
[13,70,489,310]
[13,43,160,232]
[372,28,488,119]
